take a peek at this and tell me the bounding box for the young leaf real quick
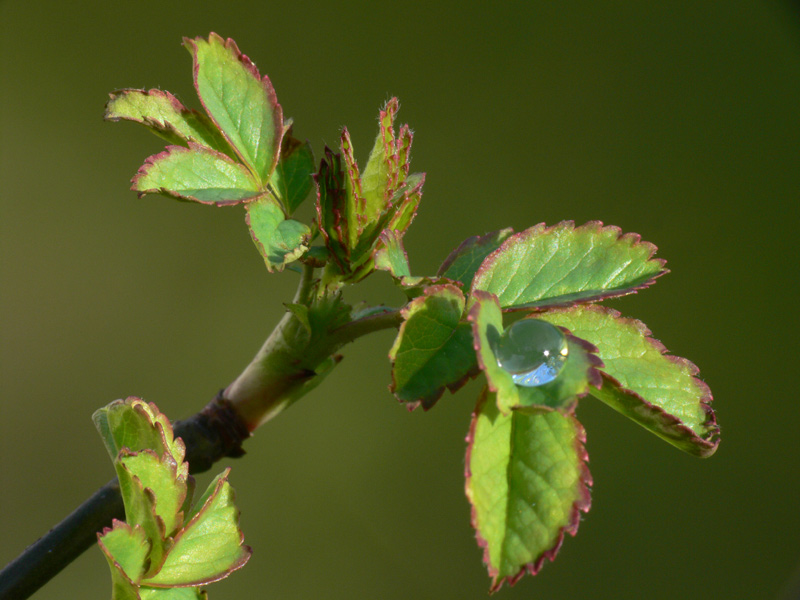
[184,33,284,183]
[118,450,190,539]
[360,98,399,226]
[145,469,251,587]
[245,196,310,272]
[315,147,350,271]
[389,285,478,410]
[314,101,424,286]
[469,292,601,415]
[140,587,207,599]
[468,291,521,414]
[93,398,186,467]
[512,326,603,415]
[374,229,411,279]
[302,291,353,348]
[104,89,233,155]
[132,144,264,205]
[437,228,514,288]
[466,387,591,592]
[340,127,365,250]
[537,305,719,456]
[384,172,423,236]
[98,552,141,600]
[372,230,447,295]
[270,133,315,215]
[114,458,169,573]
[98,521,150,587]
[471,221,667,311]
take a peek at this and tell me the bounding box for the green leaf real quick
[96,399,190,572]
[389,285,478,410]
[145,469,251,587]
[314,101,424,286]
[468,291,518,414]
[93,398,186,466]
[98,520,150,587]
[304,291,353,346]
[315,147,350,272]
[184,33,283,183]
[372,230,449,297]
[384,172,423,236]
[140,587,207,600]
[270,134,315,215]
[101,560,141,600]
[118,450,190,539]
[537,305,720,456]
[104,89,233,155]
[360,98,399,226]
[340,127,365,250]
[437,228,514,288]
[471,221,667,311]
[115,456,169,572]
[284,302,311,334]
[245,196,310,271]
[512,325,603,415]
[132,144,264,205]
[466,387,591,592]
[374,230,411,279]
[468,292,601,415]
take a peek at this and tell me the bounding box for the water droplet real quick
[494,319,569,387]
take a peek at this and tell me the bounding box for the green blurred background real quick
[1,1,798,598]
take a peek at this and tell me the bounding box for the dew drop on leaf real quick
[494,319,569,387]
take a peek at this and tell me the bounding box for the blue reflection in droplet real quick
[494,318,569,387]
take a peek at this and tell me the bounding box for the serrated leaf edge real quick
[104,88,231,155]
[183,32,285,183]
[464,387,593,593]
[468,293,605,414]
[555,304,720,456]
[473,220,668,311]
[131,143,265,206]
[437,228,515,279]
[118,447,190,540]
[244,200,310,273]
[145,468,251,588]
[97,519,150,587]
[388,284,479,411]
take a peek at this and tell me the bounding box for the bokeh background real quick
[2,2,799,599]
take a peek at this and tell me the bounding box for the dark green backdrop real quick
[2,2,799,599]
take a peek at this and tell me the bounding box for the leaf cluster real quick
[107,34,720,593]
[93,398,250,599]
[379,220,719,590]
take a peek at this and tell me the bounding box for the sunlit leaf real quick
[468,292,601,415]
[118,450,190,539]
[245,196,310,272]
[472,221,667,311]
[374,230,411,279]
[538,305,719,456]
[184,33,283,182]
[145,470,251,587]
[93,398,186,466]
[98,520,150,588]
[104,89,232,155]
[132,144,264,205]
[389,285,478,409]
[270,134,315,214]
[360,98,399,225]
[140,587,207,599]
[466,387,591,592]
[438,228,514,288]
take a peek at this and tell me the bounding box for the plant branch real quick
[0,395,249,600]
[0,272,404,600]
